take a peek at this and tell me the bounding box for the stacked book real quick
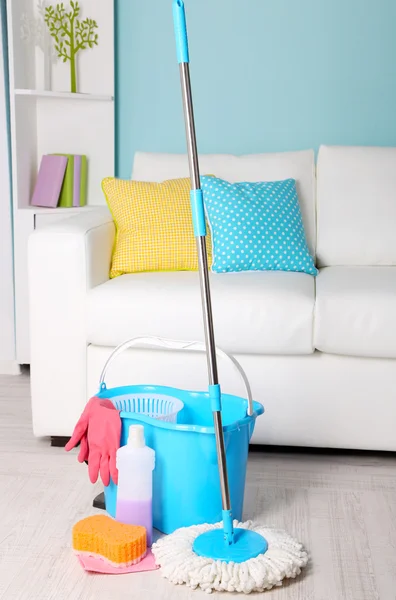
[31,154,88,208]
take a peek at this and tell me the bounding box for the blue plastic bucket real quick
[100,383,263,534]
[97,337,264,535]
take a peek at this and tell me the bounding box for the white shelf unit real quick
[7,0,115,364]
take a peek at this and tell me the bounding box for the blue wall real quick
[116,0,396,178]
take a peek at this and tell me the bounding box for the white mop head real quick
[152,520,308,594]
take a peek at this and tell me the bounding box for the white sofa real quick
[28,145,396,450]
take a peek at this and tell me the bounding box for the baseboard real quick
[0,360,21,375]
[51,436,70,448]
[249,444,396,456]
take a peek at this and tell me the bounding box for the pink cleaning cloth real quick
[76,550,158,574]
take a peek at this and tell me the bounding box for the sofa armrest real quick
[28,208,115,436]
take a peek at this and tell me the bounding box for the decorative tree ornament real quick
[45,1,99,93]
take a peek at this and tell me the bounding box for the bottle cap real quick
[127,425,145,448]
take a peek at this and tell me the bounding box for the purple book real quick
[73,155,82,207]
[31,155,68,208]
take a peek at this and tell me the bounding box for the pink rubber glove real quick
[65,397,121,486]
[65,396,109,463]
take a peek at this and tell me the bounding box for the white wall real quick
[0,0,18,374]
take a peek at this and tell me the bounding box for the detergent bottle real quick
[115,425,155,546]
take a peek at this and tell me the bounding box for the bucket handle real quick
[99,336,254,416]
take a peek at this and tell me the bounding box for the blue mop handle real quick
[172,0,206,239]
[173,0,189,64]
[172,0,234,546]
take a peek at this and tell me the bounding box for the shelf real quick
[19,205,105,214]
[14,89,114,102]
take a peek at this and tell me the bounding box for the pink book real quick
[31,155,68,208]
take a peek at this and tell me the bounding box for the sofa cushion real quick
[315,266,396,358]
[132,150,316,257]
[317,145,396,267]
[87,271,315,355]
[102,176,212,277]
[201,175,317,276]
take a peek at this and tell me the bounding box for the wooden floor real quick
[1,372,396,600]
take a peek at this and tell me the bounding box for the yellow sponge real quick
[72,515,147,567]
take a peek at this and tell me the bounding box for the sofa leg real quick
[50,436,70,447]
[93,492,106,511]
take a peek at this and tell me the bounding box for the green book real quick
[53,154,88,207]
[79,155,88,207]
[53,154,73,207]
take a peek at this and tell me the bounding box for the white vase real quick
[43,48,51,91]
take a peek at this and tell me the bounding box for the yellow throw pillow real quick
[102,177,212,278]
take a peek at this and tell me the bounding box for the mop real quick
[152,1,308,593]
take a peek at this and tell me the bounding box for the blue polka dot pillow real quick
[200,176,317,276]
